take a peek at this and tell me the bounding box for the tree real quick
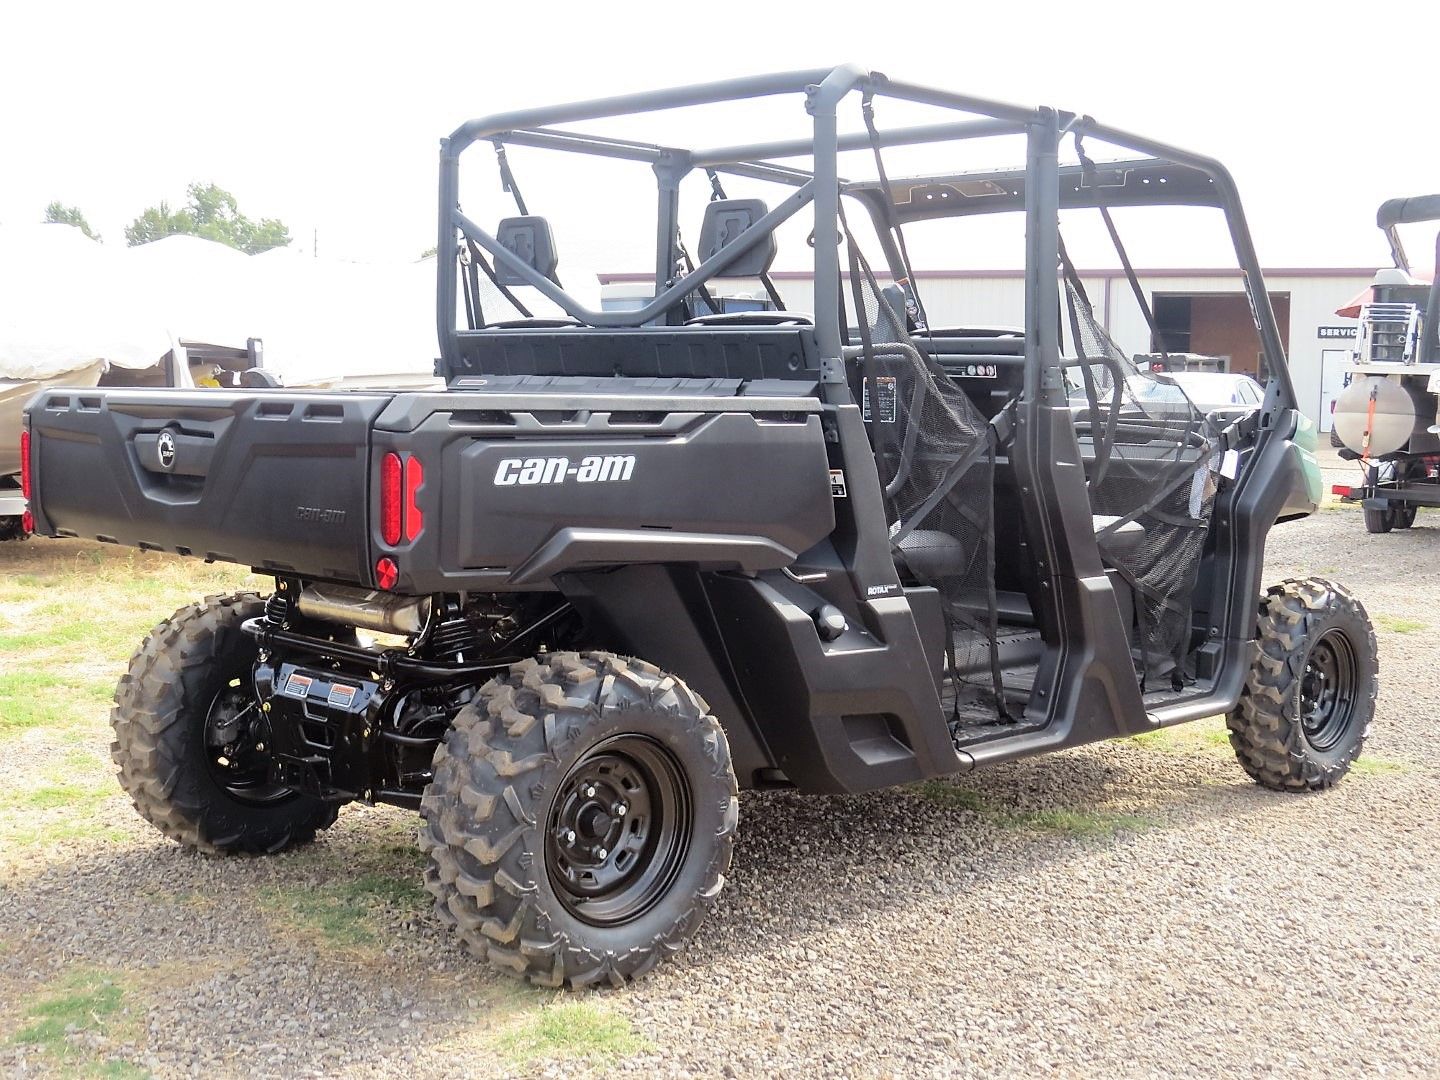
[44,201,99,241]
[123,182,291,254]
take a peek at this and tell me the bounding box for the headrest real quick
[698,199,776,278]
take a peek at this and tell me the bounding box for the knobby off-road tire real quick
[1227,578,1377,791]
[111,592,338,854]
[419,652,738,988]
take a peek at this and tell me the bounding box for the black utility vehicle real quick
[23,68,1377,988]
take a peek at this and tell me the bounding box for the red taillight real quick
[1332,484,1352,498]
[378,451,425,548]
[19,429,33,535]
[379,452,403,545]
[403,455,424,542]
[19,429,31,501]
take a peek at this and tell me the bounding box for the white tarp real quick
[0,225,446,388]
[0,223,173,379]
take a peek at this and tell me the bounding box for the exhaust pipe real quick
[295,583,431,636]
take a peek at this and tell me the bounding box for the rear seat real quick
[892,516,1146,629]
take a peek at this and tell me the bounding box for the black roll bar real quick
[434,64,1296,415]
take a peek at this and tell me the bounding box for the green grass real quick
[6,969,147,1076]
[1351,755,1410,776]
[912,781,1156,837]
[495,1000,648,1066]
[1126,717,1231,754]
[0,671,115,738]
[261,870,430,948]
[6,779,115,811]
[2,818,129,849]
[12,975,124,1046]
[1377,614,1427,634]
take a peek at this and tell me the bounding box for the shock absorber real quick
[428,600,484,661]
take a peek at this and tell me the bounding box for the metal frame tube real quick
[498,128,672,163]
[1023,113,1062,404]
[450,68,841,152]
[809,87,843,372]
[437,138,461,371]
[653,151,689,324]
[709,160,819,187]
[691,118,1022,168]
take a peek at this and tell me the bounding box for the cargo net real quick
[848,252,1008,719]
[1065,276,1220,687]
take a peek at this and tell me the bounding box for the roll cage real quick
[436,64,1297,416]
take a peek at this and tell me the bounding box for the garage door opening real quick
[1151,292,1291,379]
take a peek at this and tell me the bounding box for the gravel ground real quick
[3,478,1439,1078]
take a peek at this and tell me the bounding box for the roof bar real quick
[450,68,845,153]
[691,117,1023,168]
[497,128,674,164]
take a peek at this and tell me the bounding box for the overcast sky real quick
[3,1,1437,279]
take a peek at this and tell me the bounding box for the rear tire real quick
[111,592,339,854]
[1363,505,1393,533]
[1227,578,1377,791]
[1394,505,1418,529]
[419,652,738,988]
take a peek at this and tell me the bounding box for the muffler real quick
[295,583,431,636]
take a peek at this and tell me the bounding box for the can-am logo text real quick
[493,455,636,486]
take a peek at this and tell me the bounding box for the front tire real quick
[1227,578,1377,791]
[419,652,738,988]
[112,592,338,854]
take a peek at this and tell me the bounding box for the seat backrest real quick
[697,199,776,278]
[494,216,559,287]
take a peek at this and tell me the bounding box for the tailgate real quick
[371,391,835,593]
[26,388,393,583]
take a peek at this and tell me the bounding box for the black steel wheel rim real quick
[203,675,292,805]
[546,735,693,926]
[1299,629,1358,752]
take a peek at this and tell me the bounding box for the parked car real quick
[1070,370,1263,428]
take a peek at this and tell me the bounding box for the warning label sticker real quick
[829,469,848,498]
[861,376,898,423]
[326,683,358,709]
[283,673,313,699]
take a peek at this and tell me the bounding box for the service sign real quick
[1318,326,1357,339]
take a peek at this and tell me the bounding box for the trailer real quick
[1331,195,1440,532]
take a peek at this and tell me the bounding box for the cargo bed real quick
[25,384,835,593]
